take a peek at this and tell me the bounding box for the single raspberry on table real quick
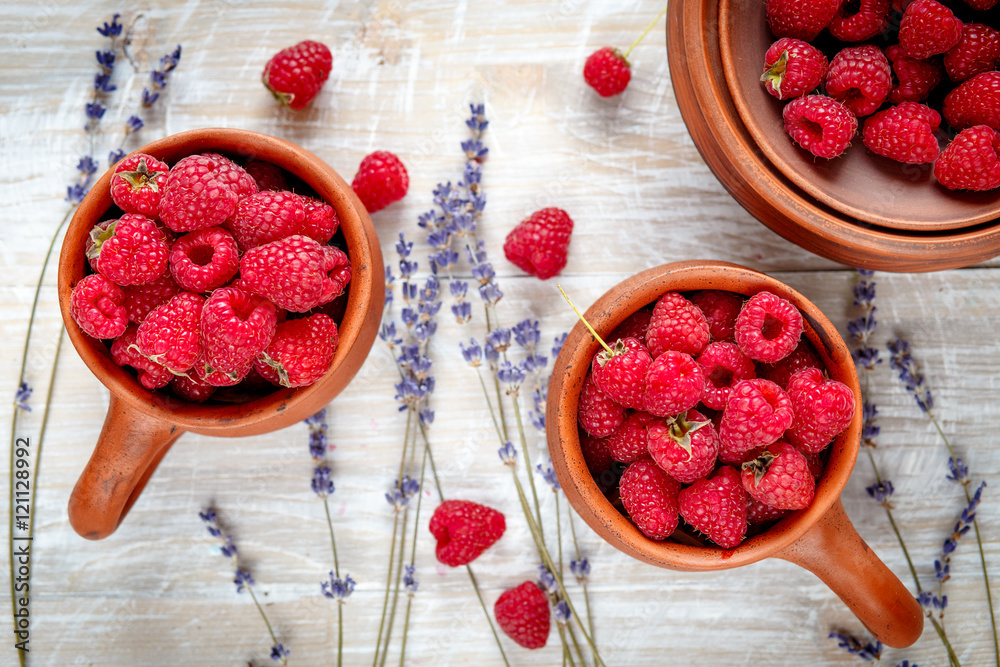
[758,339,821,389]
[608,308,652,345]
[645,291,710,358]
[135,292,205,374]
[169,226,240,293]
[761,38,828,101]
[240,235,351,312]
[782,95,858,159]
[351,150,409,214]
[87,213,170,286]
[886,45,942,104]
[200,287,278,378]
[718,378,795,464]
[898,0,964,61]
[254,313,339,388]
[606,410,657,463]
[825,45,893,117]
[619,459,682,540]
[262,40,332,110]
[158,154,242,233]
[243,159,288,192]
[943,71,1000,132]
[428,499,506,567]
[747,497,790,526]
[503,207,574,280]
[592,337,653,410]
[735,291,803,363]
[785,367,857,453]
[944,24,1000,83]
[689,290,743,342]
[646,409,720,484]
[228,190,307,250]
[678,466,748,549]
[828,0,890,42]
[697,341,757,411]
[765,0,841,41]
[741,442,816,510]
[580,433,613,475]
[109,154,169,217]
[934,125,1000,192]
[110,325,173,390]
[862,102,942,164]
[641,350,705,418]
[170,374,217,403]
[70,274,127,339]
[584,47,631,97]
[122,272,181,324]
[578,372,625,437]
[494,582,550,650]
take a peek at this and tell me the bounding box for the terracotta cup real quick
[58,128,384,540]
[546,260,923,648]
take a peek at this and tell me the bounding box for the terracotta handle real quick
[68,393,184,540]
[776,498,924,648]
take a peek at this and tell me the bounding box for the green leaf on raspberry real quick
[742,450,777,487]
[119,157,166,192]
[87,220,117,260]
[760,49,789,98]
[665,411,711,459]
[258,351,291,388]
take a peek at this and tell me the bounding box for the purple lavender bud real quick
[14,382,32,412]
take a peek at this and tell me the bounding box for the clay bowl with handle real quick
[58,128,383,540]
[546,260,923,648]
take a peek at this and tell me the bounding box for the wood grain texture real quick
[2,1,999,666]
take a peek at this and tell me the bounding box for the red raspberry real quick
[240,235,351,312]
[619,459,682,540]
[494,582,550,650]
[577,372,625,437]
[898,0,964,61]
[350,151,409,214]
[782,95,858,159]
[825,45,892,117]
[193,351,249,388]
[802,449,826,479]
[606,410,657,463]
[761,38,828,101]
[785,367,856,453]
[301,196,340,245]
[254,313,339,388]
[243,159,288,192]
[747,497,790,526]
[862,102,942,164]
[171,374,216,403]
[645,291,710,358]
[262,40,332,110]
[200,153,258,203]
[70,274,127,339]
[741,442,816,510]
[608,308,652,345]
[642,350,705,418]
[697,341,757,411]
[960,0,997,8]
[583,47,631,97]
[229,190,307,251]
[87,213,169,286]
[592,337,652,410]
[944,24,1000,83]
[886,44,942,104]
[934,125,1000,191]
[200,287,278,378]
[735,291,803,363]
[758,339,821,389]
[428,499,506,567]
[122,272,181,324]
[136,292,205,374]
[580,433,613,475]
[678,466,748,549]
[109,154,169,217]
[503,207,574,280]
[110,325,173,390]
[943,71,1000,131]
[828,0,890,42]
[765,0,841,41]
[689,290,743,342]
[158,155,241,233]
[718,378,794,464]
[169,226,240,293]
[647,409,720,484]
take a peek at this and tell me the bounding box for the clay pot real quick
[58,128,383,540]
[546,261,923,648]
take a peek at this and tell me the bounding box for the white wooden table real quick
[3,1,999,665]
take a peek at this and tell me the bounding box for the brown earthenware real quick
[546,261,923,648]
[59,128,384,540]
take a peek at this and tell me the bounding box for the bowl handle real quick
[68,393,184,540]
[775,498,924,648]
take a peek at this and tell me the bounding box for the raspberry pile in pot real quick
[69,152,350,403]
[577,289,855,549]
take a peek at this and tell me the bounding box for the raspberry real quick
[135,292,205,374]
[828,0,890,42]
[69,274,127,339]
[747,497,790,526]
[254,313,339,388]
[647,409,720,484]
[301,196,340,245]
[262,40,332,110]
[944,24,1000,83]
[494,582,550,650]
[158,154,241,233]
[87,213,170,286]
[200,153,258,203]
[606,410,657,464]
[110,325,173,390]
[678,466,748,549]
[765,0,841,41]
[200,287,277,378]
[609,308,652,345]
[641,350,705,418]
[583,47,631,97]
[697,341,757,411]
[591,337,652,410]
[886,44,943,104]
[782,95,858,159]
[934,125,1000,191]
[350,151,409,214]
[758,339,821,389]
[761,38,828,101]
[689,290,743,342]
[741,442,816,510]
[428,499,506,567]
[619,459,682,540]
[862,102,942,164]
[122,272,181,324]
[735,291,803,363]
[943,71,1000,132]
[240,235,351,312]
[193,351,249,387]
[503,207,574,280]
[718,378,795,464]
[580,433,613,475]
[960,0,997,8]
[171,374,216,403]
[802,449,825,478]
[898,0,964,61]
[169,226,240,293]
[578,372,625,437]
[109,154,169,217]
[785,367,856,453]
[645,292,710,358]
[229,190,307,250]
[825,45,892,117]
[243,159,288,192]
